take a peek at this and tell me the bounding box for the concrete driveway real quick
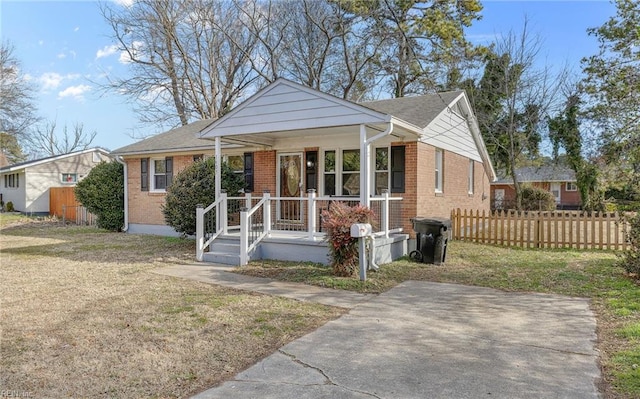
[192,280,600,399]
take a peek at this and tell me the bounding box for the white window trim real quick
[566,182,578,191]
[468,160,474,195]
[435,148,444,193]
[61,173,78,184]
[150,158,167,192]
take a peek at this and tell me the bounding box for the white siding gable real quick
[200,79,389,137]
[421,106,482,162]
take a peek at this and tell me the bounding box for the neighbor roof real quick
[361,91,464,129]
[112,119,216,156]
[0,147,111,173]
[493,165,577,184]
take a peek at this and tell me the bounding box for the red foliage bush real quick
[322,202,375,277]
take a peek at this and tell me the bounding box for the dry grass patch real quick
[1,217,344,398]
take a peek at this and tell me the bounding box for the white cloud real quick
[119,41,144,64]
[40,72,64,90]
[74,27,80,32]
[38,40,44,46]
[96,44,119,59]
[58,84,91,101]
[38,72,81,91]
[113,0,134,7]
[57,53,66,59]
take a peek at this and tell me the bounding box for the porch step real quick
[202,236,242,266]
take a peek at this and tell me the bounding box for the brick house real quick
[491,165,581,210]
[113,79,496,265]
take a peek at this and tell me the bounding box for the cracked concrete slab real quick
[192,281,601,399]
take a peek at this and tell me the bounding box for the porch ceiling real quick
[218,122,420,148]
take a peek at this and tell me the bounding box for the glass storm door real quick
[278,154,303,222]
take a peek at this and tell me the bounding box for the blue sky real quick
[1,0,616,152]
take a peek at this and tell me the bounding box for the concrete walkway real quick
[154,265,601,399]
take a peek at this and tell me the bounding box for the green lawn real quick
[237,241,640,398]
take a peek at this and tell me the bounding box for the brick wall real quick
[401,141,490,237]
[253,150,276,195]
[490,181,582,209]
[127,155,196,226]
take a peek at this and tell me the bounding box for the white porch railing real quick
[195,193,227,261]
[196,190,403,265]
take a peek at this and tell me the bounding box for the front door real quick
[278,153,303,222]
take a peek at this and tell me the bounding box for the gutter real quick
[115,156,129,232]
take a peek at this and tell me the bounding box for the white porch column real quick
[360,124,371,207]
[215,136,222,198]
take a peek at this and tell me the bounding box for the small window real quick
[566,182,577,191]
[193,154,203,162]
[435,148,444,193]
[226,155,244,176]
[150,157,173,191]
[5,173,19,188]
[62,173,78,184]
[468,160,474,194]
[323,150,336,196]
[375,147,389,195]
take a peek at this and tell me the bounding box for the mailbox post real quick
[351,223,372,281]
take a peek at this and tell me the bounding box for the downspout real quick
[115,156,128,232]
[360,122,394,207]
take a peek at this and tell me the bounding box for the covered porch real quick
[194,79,419,265]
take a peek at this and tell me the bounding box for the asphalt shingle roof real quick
[112,91,464,156]
[493,165,577,184]
[112,119,215,155]
[361,91,464,129]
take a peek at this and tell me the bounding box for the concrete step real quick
[202,251,241,266]
[203,235,244,265]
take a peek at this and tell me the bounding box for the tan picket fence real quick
[450,208,633,250]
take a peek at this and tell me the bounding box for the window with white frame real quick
[226,155,244,178]
[468,160,474,194]
[435,148,444,193]
[61,173,78,184]
[323,150,336,196]
[4,173,19,188]
[342,149,360,196]
[566,182,578,191]
[375,147,389,195]
[150,157,173,191]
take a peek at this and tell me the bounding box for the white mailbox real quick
[350,223,372,238]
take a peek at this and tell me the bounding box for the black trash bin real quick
[409,217,451,264]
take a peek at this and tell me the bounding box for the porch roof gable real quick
[198,79,392,139]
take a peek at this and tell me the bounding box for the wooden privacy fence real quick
[50,187,96,225]
[451,208,632,250]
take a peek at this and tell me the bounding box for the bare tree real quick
[25,119,97,158]
[99,0,258,127]
[0,41,39,139]
[466,20,568,209]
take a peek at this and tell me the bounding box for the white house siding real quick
[421,108,482,163]
[3,150,109,214]
[201,80,389,137]
[0,171,26,212]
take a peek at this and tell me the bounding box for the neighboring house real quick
[0,148,111,214]
[491,165,581,210]
[113,78,496,264]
